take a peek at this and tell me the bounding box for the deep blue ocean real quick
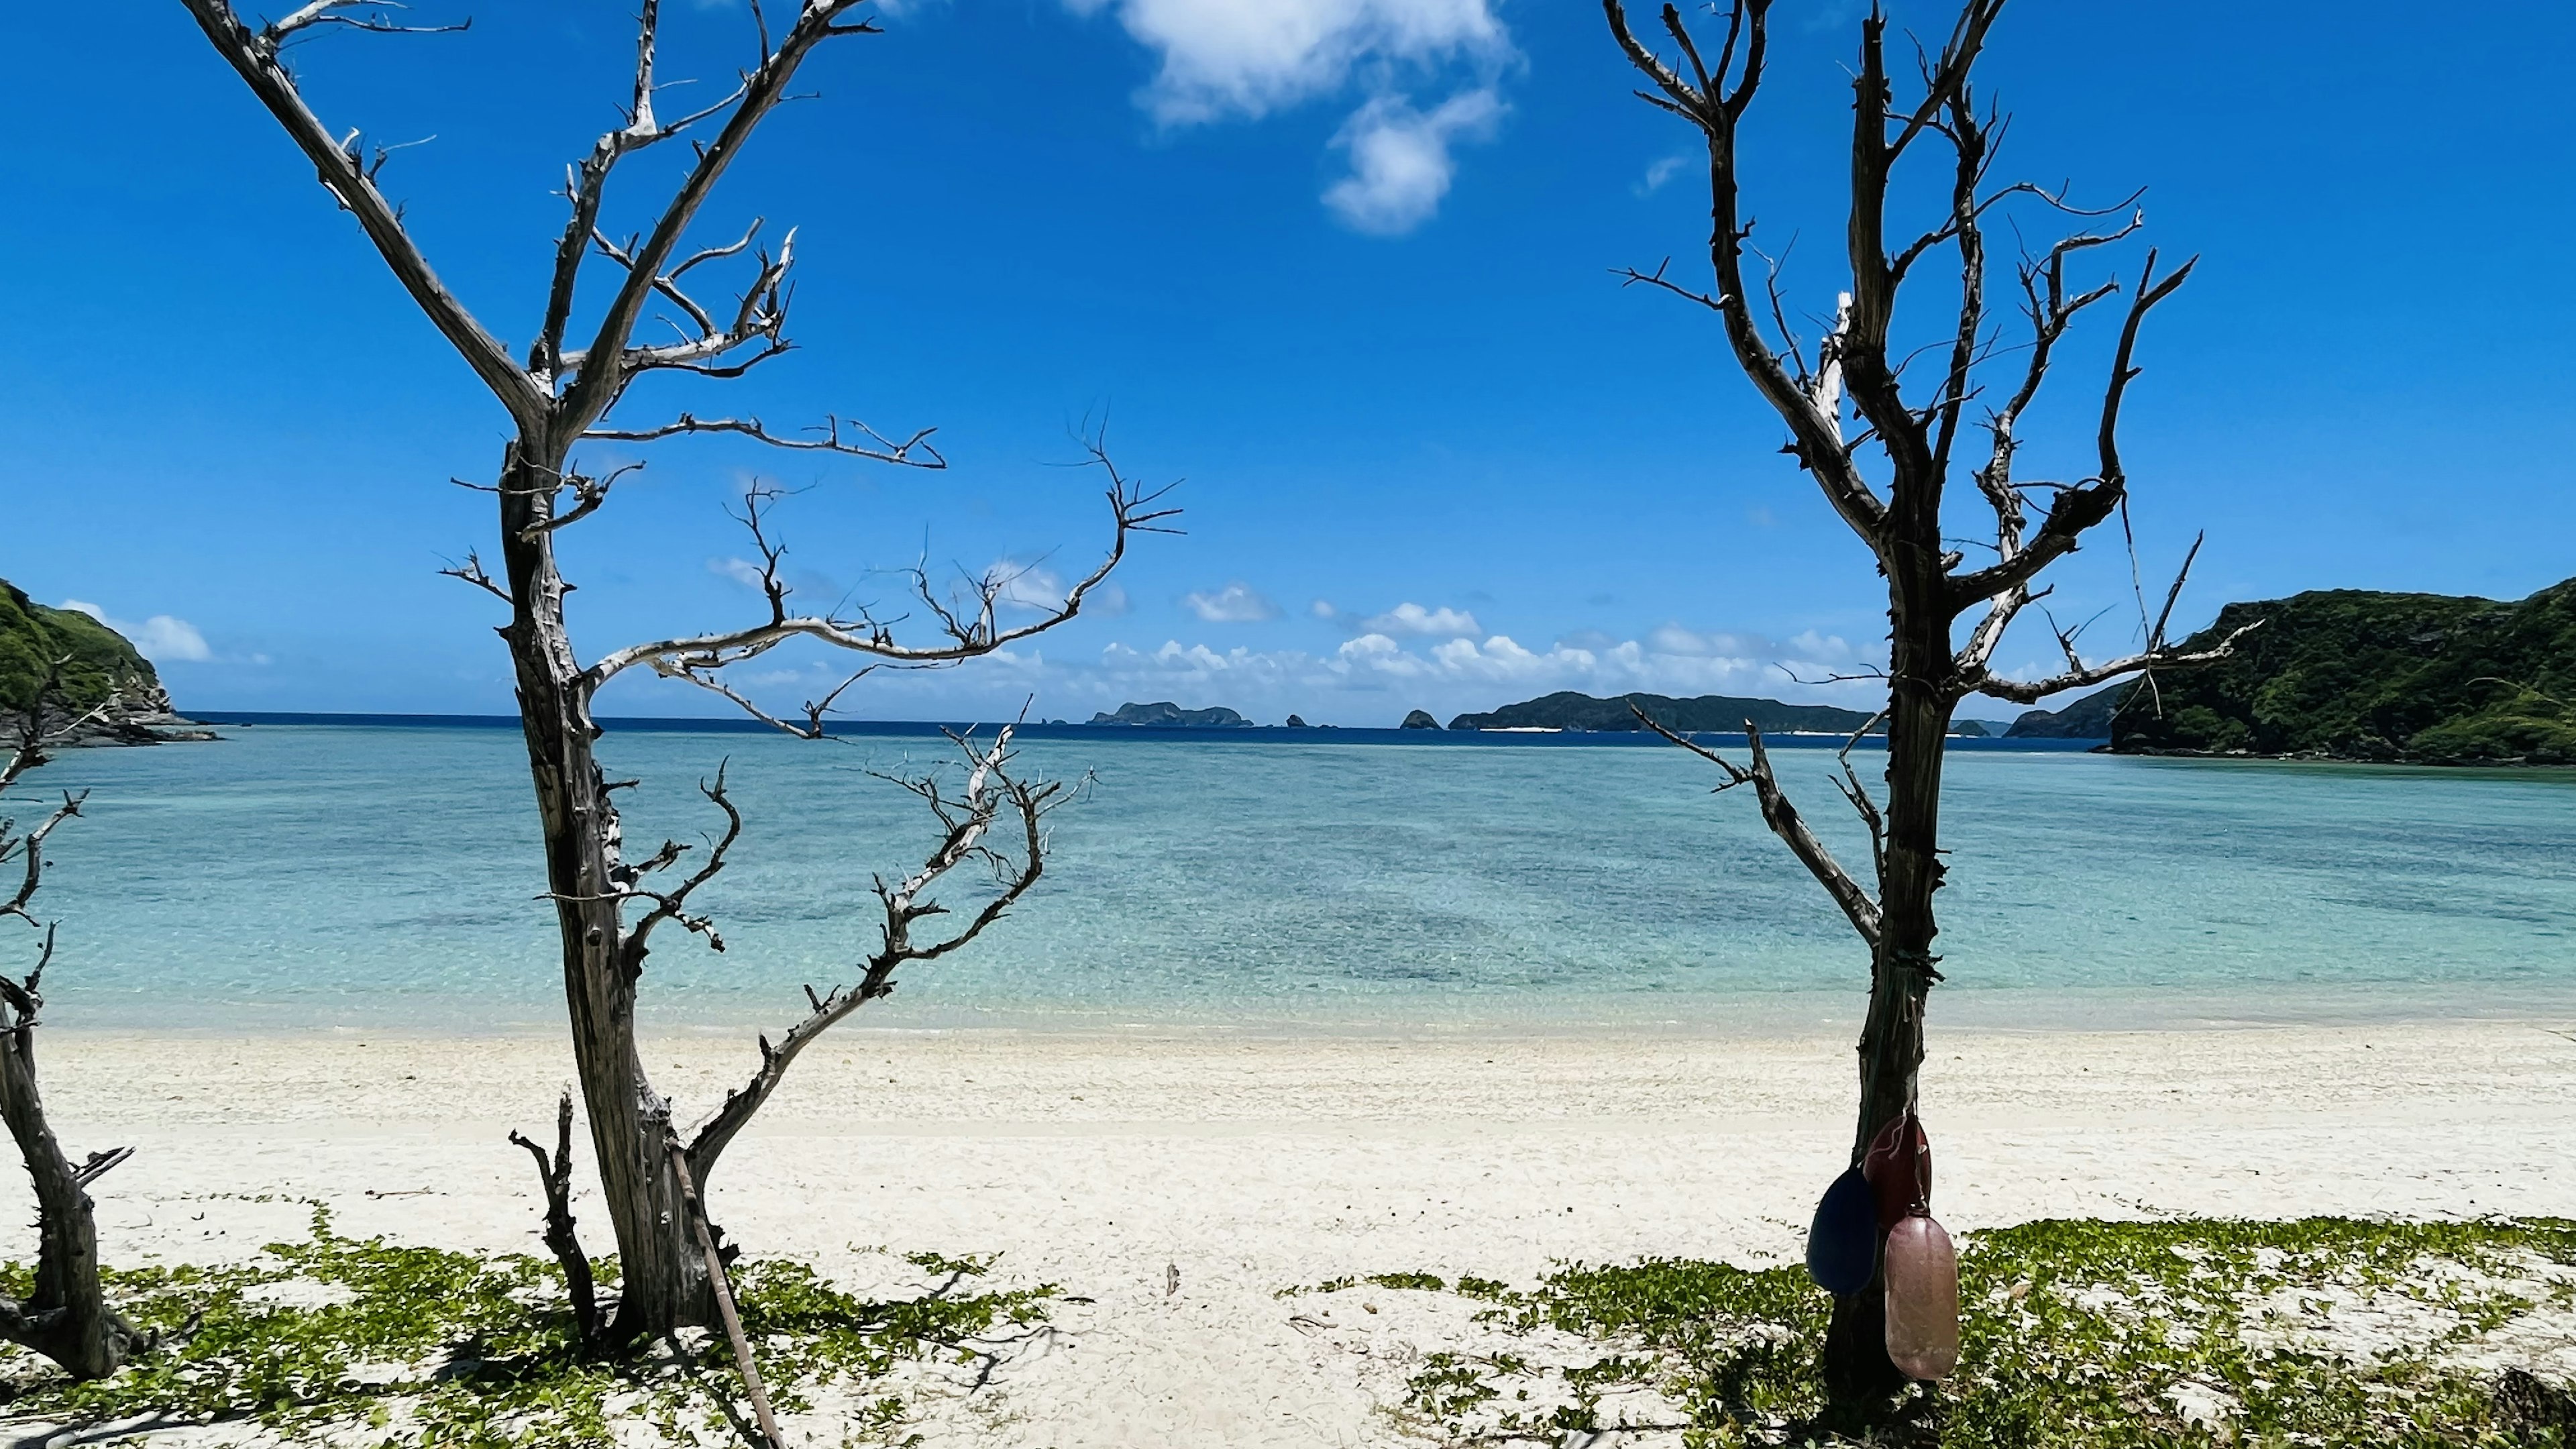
[15,719,2574,1033]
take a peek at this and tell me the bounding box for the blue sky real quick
[5,1,2569,727]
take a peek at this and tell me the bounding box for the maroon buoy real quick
[1882,1213,1960,1381]
[1862,1112,1932,1228]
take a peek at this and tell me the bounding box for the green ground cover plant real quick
[1386,1217,2576,1446]
[0,1208,1054,1447]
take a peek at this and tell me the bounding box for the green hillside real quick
[1448,690,1991,736]
[0,580,164,716]
[2103,578,2576,763]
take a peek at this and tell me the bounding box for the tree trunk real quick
[0,1021,142,1378]
[1822,564,1952,1409]
[494,440,714,1338]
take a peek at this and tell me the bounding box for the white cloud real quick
[1636,152,1689,195]
[1181,582,1281,623]
[1358,601,1481,637]
[708,557,769,590]
[1086,625,1880,718]
[1069,0,1510,231]
[1324,89,1500,235]
[59,600,213,664]
[1070,0,1506,124]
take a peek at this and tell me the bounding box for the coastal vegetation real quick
[1364,1216,2576,1446]
[2002,576,2576,763]
[0,582,198,744]
[1602,0,2247,1415]
[1447,691,1994,737]
[2119,579,2575,763]
[0,1205,1057,1446]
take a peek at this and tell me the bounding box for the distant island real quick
[1088,701,1252,728]
[0,579,210,745]
[1446,691,1992,737]
[2006,577,2574,765]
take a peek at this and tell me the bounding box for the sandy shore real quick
[12,1019,2573,1444]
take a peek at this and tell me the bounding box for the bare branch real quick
[1830,710,1889,894]
[618,765,745,969]
[178,1,544,428]
[508,1089,597,1348]
[557,1,876,431]
[519,462,647,538]
[1629,704,1881,946]
[1604,0,1888,551]
[1977,618,2258,705]
[1945,249,2197,611]
[582,412,945,469]
[686,728,1062,1175]
[580,442,1179,698]
[436,549,511,602]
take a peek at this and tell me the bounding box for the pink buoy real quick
[1862,1113,1933,1229]
[1882,1214,1960,1381]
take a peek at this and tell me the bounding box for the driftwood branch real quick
[666,1137,784,1449]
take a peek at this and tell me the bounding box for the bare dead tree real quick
[1603,0,2253,1411]
[0,672,145,1379]
[181,0,1174,1343]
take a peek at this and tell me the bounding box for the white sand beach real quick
[15,1019,2575,1446]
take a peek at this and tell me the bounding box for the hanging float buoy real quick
[1882,1212,1961,1381]
[1862,1111,1933,1228]
[1805,1167,1878,1296]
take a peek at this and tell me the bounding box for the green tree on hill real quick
[0,583,160,718]
[2116,578,2576,763]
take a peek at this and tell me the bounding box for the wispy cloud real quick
[1181,581,1282,622]
[59,600,213,664]
[1635,152,1689,195]
[708,557,769,590]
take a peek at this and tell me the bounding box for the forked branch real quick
[1629,705,1882,946]
[508,1089,598,1348]
[686,727,1063,1176]
[584,441,1180,706]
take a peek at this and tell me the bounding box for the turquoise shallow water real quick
[12,722,2575,1033]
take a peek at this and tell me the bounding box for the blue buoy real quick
[1805,1166,1878,1296]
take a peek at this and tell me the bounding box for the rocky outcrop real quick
[1399,709,1439,729]
[1086,701,1252,728]
[0,581,213,745]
